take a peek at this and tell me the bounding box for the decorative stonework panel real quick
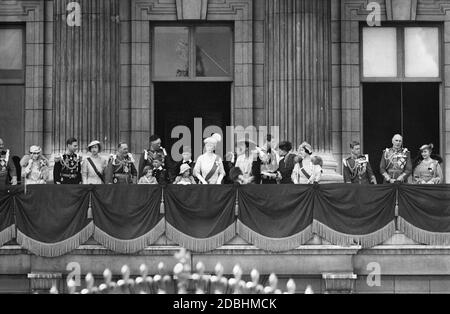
[176,0,208,20]
[386,0,418,21]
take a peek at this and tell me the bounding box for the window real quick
[153,25,233,81]
[363,28,398,77]
[0,25,24,84]
[362,26,440,80]
[405,28,439,78]
[0,28,23,70]
[154,27,190,78]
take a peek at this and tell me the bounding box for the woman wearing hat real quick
[194,134,225,185]
[234,140,256,184]
[412,144,443,184]
[291,142,322,184]
[20,146,49,185]
[174,163,197,185]
[82,140,107,184]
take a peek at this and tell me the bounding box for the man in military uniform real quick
[0,138,17,187]
[105,143,137,184]
[138,135,168,179]
[53,138,82,184]
[380,134,412,184]
[343,141,377,185]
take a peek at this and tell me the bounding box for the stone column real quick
[265,0,342,182]
[52,0,120,153]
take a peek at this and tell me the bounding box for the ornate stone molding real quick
[386,0,418,21]
[342,0,450,21]
[0,0,43,21]
[176,0,208,20]
[134,0,251,21]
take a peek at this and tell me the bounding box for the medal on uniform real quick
[113,177,118,184]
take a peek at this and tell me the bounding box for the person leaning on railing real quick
[412,144,443,185]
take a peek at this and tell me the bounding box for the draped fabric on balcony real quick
[0,188,15,247]
[312,184,397,248]
[3,184,450,257]
[91,185,164,253]
[397,185,450,245]
[14,185,93,257]
[237,185,314,252]
[164,185,237,253]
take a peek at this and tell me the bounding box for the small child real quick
[309,156,324,184]
[152,155,169,185]
[174,164,196,185]
[138,166,158,185]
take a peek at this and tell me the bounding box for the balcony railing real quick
[0,184,449,258]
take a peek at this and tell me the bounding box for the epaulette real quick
[128,153,135,163]
[4,149,10,163]
[342,157,350,168]
[143,149,148,161]
[54,154,62,162]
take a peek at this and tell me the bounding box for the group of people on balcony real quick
[0,133,444,187]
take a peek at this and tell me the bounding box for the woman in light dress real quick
[20,146,49,185]
[234,140,256,185]
[413,144,443,185]
[194,134,225,185]
[82,140,107,184]
[291,142,323,184]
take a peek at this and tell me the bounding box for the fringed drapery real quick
[2,184,450,256]
[16,222,94,257]
[397,185,450,245]
[0,188,15,247]
[237,185,315,251]
[91,185,165,253]
[164,185,237,253]
[313,184,397,248]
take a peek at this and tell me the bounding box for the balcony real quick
[1,184,450,293]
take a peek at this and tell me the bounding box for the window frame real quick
[360,23,443,82]
[151,23,234,82]
[0,24,25,85]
